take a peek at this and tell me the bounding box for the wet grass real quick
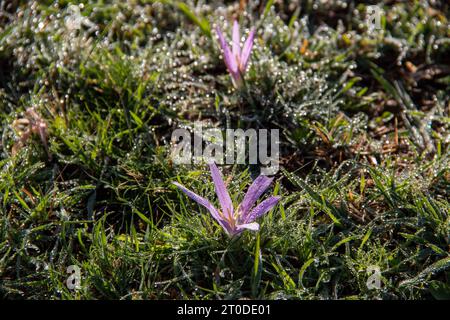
[0,0,449,299]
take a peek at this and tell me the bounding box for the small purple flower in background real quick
[173,162,280,237]
[216,20,256,88]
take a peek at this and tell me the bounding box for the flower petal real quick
[172,182,232,234]
[245,196,280,223]
[216,27,238,75]
[232,20,241,57]
[239,27,255,72]
[238,175,274,219]
[208,162,234,219]
[236,222,260,232]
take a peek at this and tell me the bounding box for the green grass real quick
[0,0,449,299]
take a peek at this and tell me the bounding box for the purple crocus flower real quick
[216,20,256,88]
[173,163,280,237]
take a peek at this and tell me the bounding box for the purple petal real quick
[216,27,238,75]
[236,222,260,232]
[208,162,234,219]
[238,175,274,219]
[245,196,281,224]
[239,27,255,72]
[232,20,241,57]
[172,182,232,234]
